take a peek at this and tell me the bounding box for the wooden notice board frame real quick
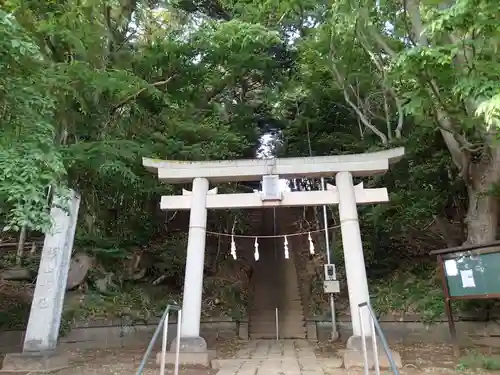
[430,241,500,356]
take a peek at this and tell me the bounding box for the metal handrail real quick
[136,304,182,375]
[358,302,400,375]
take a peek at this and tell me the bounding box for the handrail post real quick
[159,311,170,375]
[357,302,401,375]
[371,315,380,375]
[358,307,369,375]
[136,305,172,375]
[174,310,182,375]
[275,307,279,340]
[136,304,181,375]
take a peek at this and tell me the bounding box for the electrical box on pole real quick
[323,264,340,293]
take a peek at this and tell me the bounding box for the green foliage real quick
[370,266,445,323]
[63,286,179,325]
[1,0,287,236]
[203,277,247,319]
[0,301,30,330]
[457,352,500,371]
[0,11,65,231]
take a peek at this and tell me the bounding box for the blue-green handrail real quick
[135,304,181,375]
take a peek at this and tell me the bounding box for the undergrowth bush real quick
[457,352,500,371]
[371,265,445,323]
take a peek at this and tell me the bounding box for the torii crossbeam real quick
[161,183,389,209]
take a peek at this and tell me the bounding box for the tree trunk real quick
[464,150,500,244]
[15,225,27,266]
[465,186,498,244]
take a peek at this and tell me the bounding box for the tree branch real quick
[357,30,405,138]
[328,29,388,145]
[114,76,177,110]
[103,75,177,131]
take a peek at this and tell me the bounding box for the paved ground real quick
[213,340,341,375]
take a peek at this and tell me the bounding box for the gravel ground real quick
[54,348,217,375]
[2,339,500,374]
[48,338,246,375]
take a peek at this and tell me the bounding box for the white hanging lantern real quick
[254,237,259,261]
[230,235,237,260]
[284,236,289,259]
[308,232,315,255]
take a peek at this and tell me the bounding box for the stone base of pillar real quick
[1,350,69,373]
[346,335,367,350]
[155,336,214,367]
[343,336,402,369]
[170,336,207,352]
[343,348,403,369]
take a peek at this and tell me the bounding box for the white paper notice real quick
[444,259,458,276]
[460,269,476,288]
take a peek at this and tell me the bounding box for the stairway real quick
[279,251,307,339]
[248,208,307,339]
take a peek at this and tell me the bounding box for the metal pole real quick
[275,307,279,340]
[359,306,370,375]
[174,310,182,375]
[320,177,338,340]
[160,311,170,375]
[273,207,277,262]
[363,302,401,375]
[371,315,380,375]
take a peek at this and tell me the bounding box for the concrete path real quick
[212,340,342,375]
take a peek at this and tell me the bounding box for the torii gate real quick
[144,147,404,353]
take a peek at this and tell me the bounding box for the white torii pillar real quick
[181,178,209,338]
[143,147,404,353]
[336,172,371,346]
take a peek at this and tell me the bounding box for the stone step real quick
[279,319,307,324]
[250,331,307,336]
[249,334,280,339]
[251,298,303,303]
[280,334,307,339]
[250,317,305,324]
[250,311,304,317]
[280,309,306,314]
[250,305,303,311]
[250,322,305,329]
[250,328,306,334]
[250,315,305,322]
[252,306,304,310]
[250,299,303,305]
[250,296,296,301]
[248,326,306,333]
[250,307,304,313]
[249,333,307,339]
[249,321,306,329]
[250,299,303,304]
[250,331,307,338]
[249,307,304,320]
[248,326,307,334]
